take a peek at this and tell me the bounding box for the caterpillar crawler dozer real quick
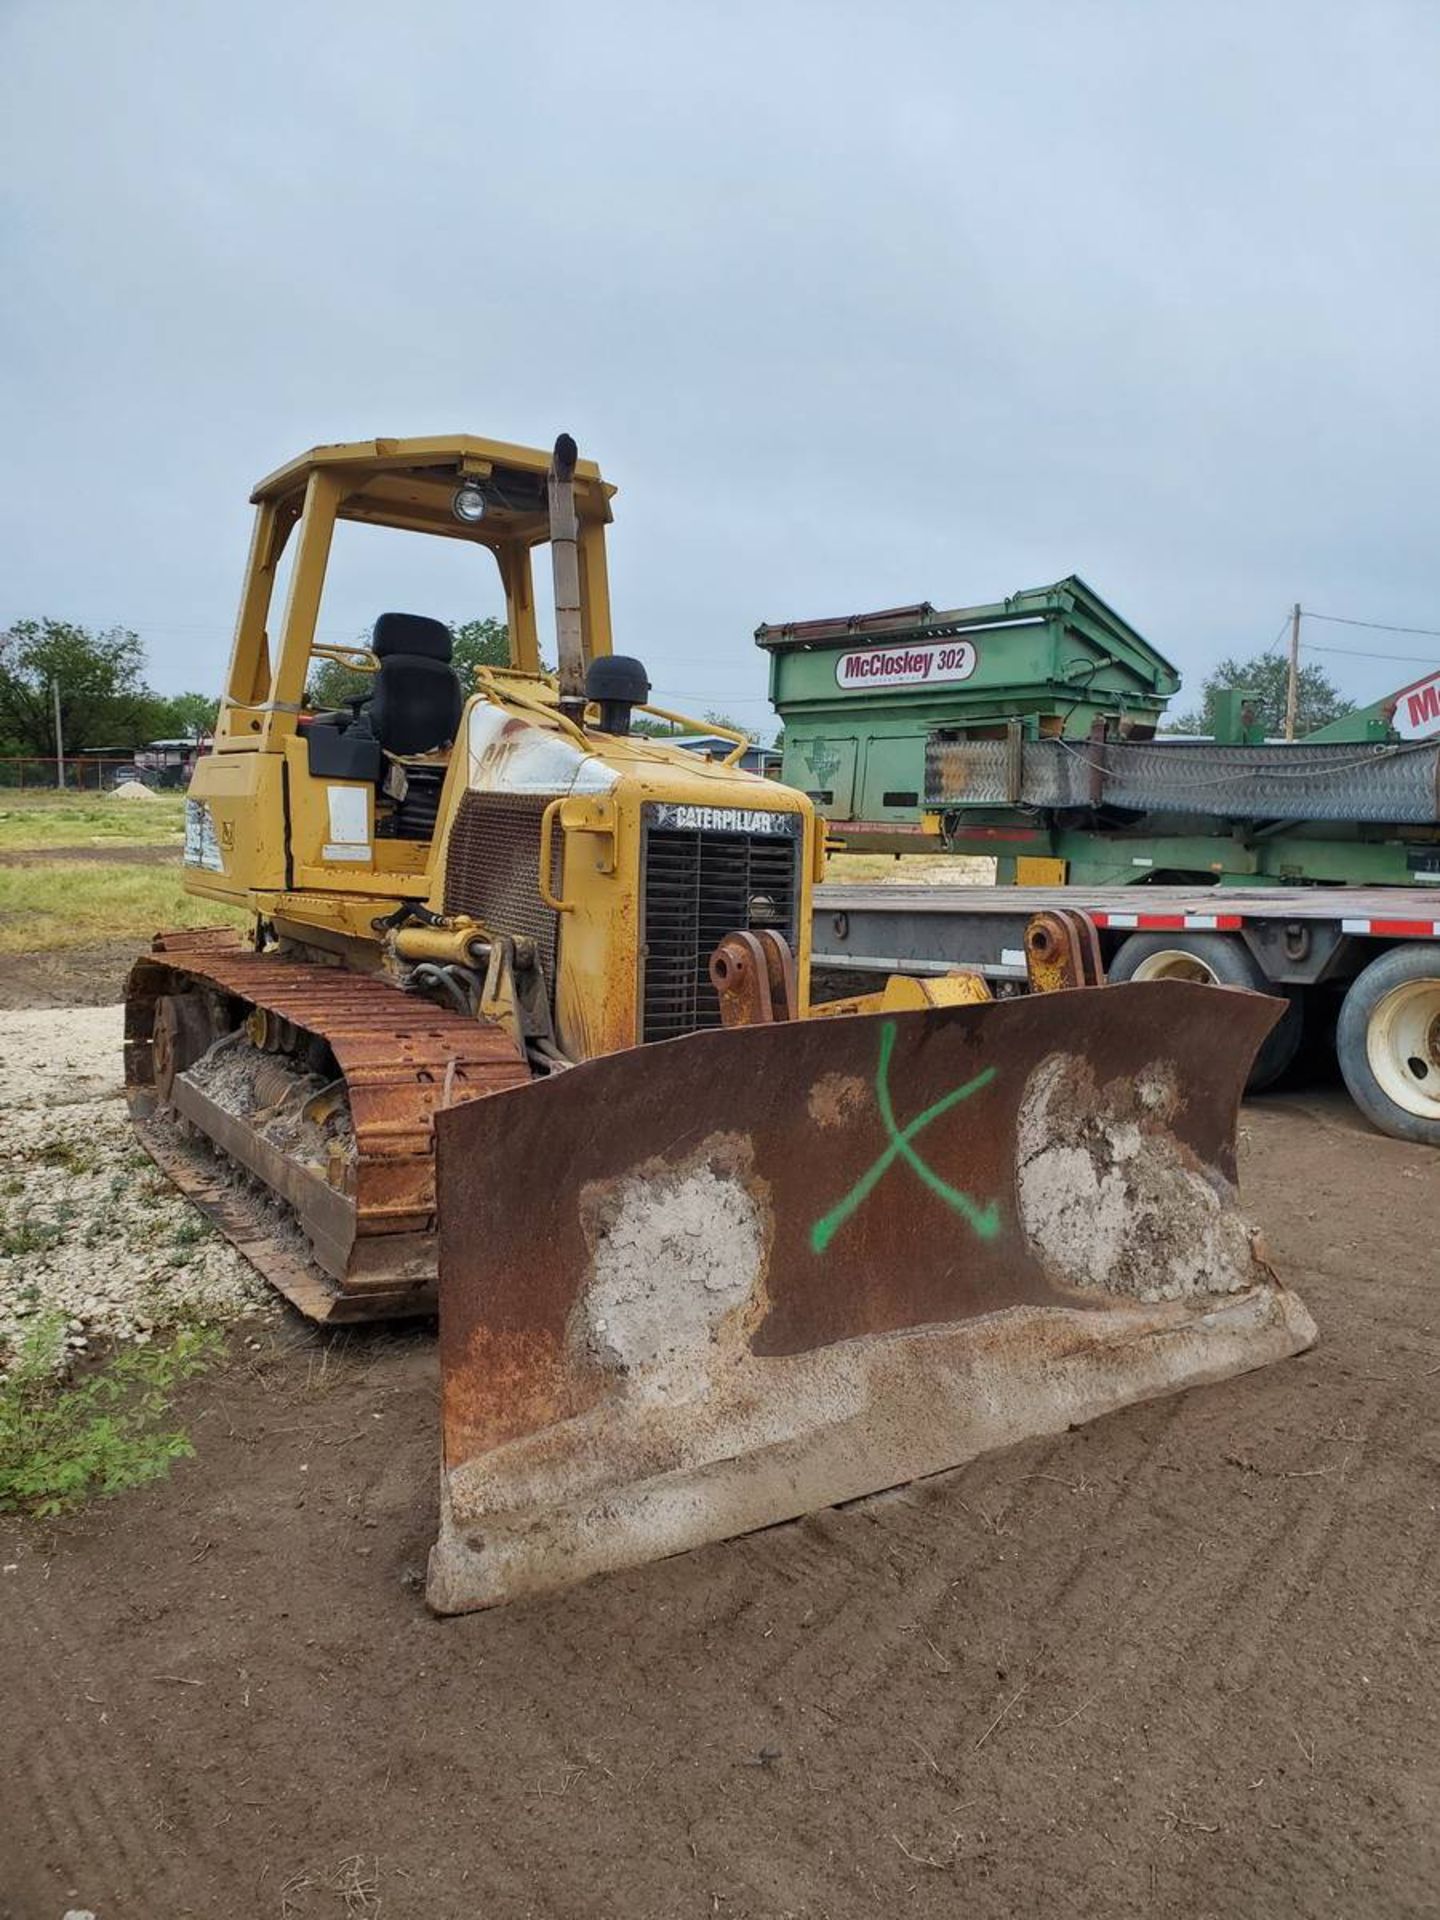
[126,432,1315,1611]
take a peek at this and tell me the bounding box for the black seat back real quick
[367,613,463,756]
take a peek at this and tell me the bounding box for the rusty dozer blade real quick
[428,981,1316,1614]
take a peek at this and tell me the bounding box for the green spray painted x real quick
[809,1020,1001,1254]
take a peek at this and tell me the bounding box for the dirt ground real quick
[0,845,180,868]
[2,988,1438,1917]
[0,943,153,1011]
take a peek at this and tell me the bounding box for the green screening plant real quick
[0,1312,219,1516]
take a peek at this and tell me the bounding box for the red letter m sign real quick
[1403,679,1440,735]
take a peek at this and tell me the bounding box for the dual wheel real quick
[1108,933,1440,1148]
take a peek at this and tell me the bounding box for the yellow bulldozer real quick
[125,431,1314,1612]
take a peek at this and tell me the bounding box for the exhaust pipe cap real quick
[586,655,651,735]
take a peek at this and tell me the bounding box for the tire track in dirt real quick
[747,1396,1197,1736]
[658,1355,1420,1912]
[724,1510,968,1724]
[904,1367,1440,1909]
[0,1575,199,1918]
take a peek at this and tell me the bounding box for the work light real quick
[452,483,487,524]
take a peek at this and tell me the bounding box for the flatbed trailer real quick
[813,883,1440,1146]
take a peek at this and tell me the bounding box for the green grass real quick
[0,789,187,851]
[0,1311,219,1517]
[0,1209,69,1258]
[0,860,247,952]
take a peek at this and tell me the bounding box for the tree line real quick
[0,616,517,759]
[0,620,222,760]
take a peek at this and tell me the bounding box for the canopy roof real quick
[250,434,615,546]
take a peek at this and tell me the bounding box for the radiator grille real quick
[641,823,800,1042]
[444,791,561,996]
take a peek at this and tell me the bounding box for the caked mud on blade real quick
[428,980,1316,1613]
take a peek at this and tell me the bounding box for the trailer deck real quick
[814,883,1440,980]
[813,882,1440,1145]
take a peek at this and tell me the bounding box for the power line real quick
[1304,610,1440,639]
[1301,639,1440,666]
[1246,608,1440,665]
[653,692,774,707]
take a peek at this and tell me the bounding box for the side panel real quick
[184,751,288,898]
[283,736,433,896]
[856,732,927,820]
[783,732,857,816]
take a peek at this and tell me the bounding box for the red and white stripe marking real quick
[1087,908,1440,938]
[1339,916,1440,938]
[1090,910,1244,932]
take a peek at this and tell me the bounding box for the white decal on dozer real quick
[326,784,369,846]
[467,703,618,797]
[183,798,224,872]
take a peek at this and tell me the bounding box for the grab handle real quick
[538,798,575,913]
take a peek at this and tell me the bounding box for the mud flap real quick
[428,982,1316,1613]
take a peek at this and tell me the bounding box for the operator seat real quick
[367,612,463,755]
[301,612,463,839]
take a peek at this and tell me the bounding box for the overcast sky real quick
[3,1,1439,730]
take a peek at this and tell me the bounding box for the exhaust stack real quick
[548,432,585,713]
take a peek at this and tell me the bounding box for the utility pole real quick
[1284,603,1301,741]
[52,679,65,789]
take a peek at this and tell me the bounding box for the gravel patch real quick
[0,1004,272,1371]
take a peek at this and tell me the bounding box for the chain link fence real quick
[0,754,197,791]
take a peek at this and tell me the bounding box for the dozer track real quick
[125,929,532,1321]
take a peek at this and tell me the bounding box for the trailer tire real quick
[1336,944,1440,1146]
[1107,932,1303,1092]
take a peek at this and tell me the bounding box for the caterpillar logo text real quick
[650,805,802,835]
